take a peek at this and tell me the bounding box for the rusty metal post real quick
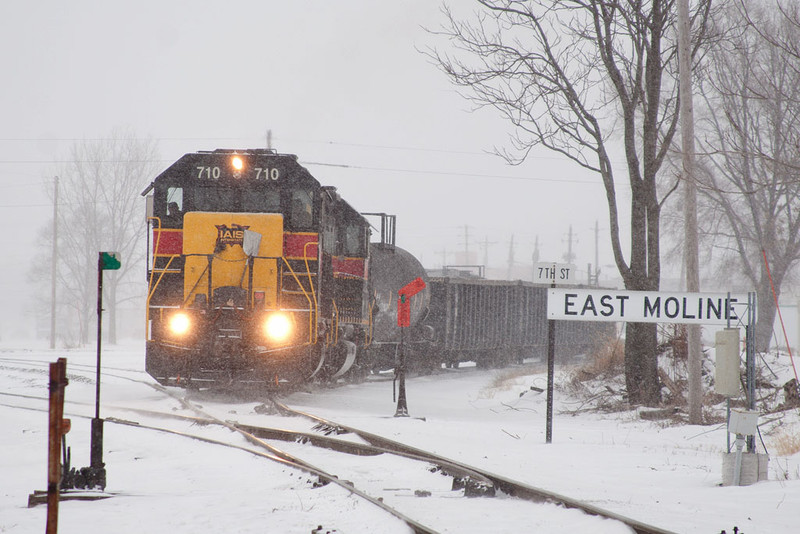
[47,358,68,534]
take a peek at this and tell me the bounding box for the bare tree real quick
[39,129,159,345]
[428,1,713,406]
[696,1,800,351]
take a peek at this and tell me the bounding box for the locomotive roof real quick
[141,148,368,227]
[141,148,319,196]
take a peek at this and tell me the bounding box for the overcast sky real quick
[0,1,623,338]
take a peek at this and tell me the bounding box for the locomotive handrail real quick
[281,257,317,345]
[365,299,375,348]
[146,216,180,321]
[302,241,318,308]
[330,300,339,348]
[145,216,162,313]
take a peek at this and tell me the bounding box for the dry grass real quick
[571,334,625,382]
[773,429,800,456]
[483,363,545,392]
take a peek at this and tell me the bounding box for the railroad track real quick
[2,357,662,533]
[1,365,430,533]
[272,400,677,534]
[3,355,677,533]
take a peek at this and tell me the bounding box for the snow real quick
[1,341,798,533]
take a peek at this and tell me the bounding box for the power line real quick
[302,160,597,185]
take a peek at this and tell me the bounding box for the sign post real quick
[395,277,425,417]
[537,263,577,444]
[91,251,120,487]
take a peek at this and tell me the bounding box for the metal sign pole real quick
[746,291,756,453]
[92,253,104,470]
[89,252,118,488]
[546,281,555,443]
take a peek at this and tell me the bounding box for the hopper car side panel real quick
[425,278,614,367]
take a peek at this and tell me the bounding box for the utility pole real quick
[458,225,473,264]
[563,225,576,264]
[479,236,496,270]
[50,176,58,350]
[678,0,702,424]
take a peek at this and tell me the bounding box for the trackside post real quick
[46,358,68,533]
[92,251,121,486]
[395,277,426,417]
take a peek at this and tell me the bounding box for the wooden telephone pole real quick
[677,0,703,424]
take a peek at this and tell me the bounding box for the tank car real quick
[364,240,432,371]
[142,149,375,387]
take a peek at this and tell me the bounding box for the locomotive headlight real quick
[263,312,293,343]
[169,312,191,336]
[231,155,244,171]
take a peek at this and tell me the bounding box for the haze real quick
[0,2,616,341]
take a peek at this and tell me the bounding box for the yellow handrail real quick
[146,217,181,325]
[330,300,339,348]
[302,241,318,308]
[281,257,317,345]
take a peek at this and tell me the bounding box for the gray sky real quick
[0,1,620,337]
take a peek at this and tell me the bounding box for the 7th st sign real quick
[547,288,753,325]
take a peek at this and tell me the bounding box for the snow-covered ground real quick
[1,340,798,533]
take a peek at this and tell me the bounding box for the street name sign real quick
[547,288,752,325]
[534,262,578,285]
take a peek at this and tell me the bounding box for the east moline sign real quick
[547,288,753,325]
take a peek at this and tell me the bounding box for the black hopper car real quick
[141,148,612,388]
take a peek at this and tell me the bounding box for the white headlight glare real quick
[169,312,191,336]
[264,313,292,342]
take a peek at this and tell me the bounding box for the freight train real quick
[142,149,611,388]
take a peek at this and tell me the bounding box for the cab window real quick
[242,188,281,213]
[344,224,365,256]
[165,187,184,225]
[290,190,314,228]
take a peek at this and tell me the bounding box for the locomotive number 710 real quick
[255,167,280,181]
[197,166,221,180]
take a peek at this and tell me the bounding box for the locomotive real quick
[142,148,610,388]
